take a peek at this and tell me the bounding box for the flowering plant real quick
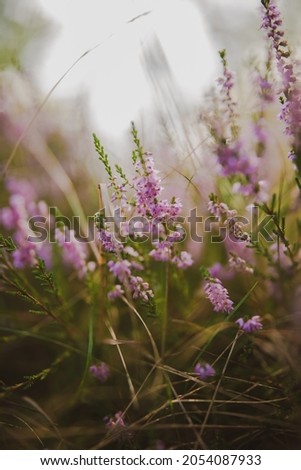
[0,0,301,450]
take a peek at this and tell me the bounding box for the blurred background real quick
[1,0,301,199]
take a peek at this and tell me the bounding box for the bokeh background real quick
[1,0,301,450]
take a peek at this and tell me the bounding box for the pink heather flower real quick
[194,363,216,380]
[204,278,234,313]
[107,260,153,303]
[261,1,293,89]
[279,89,301,138]
[0,184,53,269]
[123,246,140,258]
[133,154,161,217]
[236,315,263,333]
[208,262,234,281]
[6,177,36,203]
[98,229,122,253]
[12,245,37,269]
[218,49,236,120]
[133,154,182,221]
[89,362,110,383]
[108,284,124,300]
[130,275,154,302]
[105,411,126,429]
[257,76,275,104]
[55,228,88,279]
[218,68,234,94]
[270,242,292,270]
[129,260,144,271]
[166,230,184,243]
[216,141,258,182]
[171,251,193,269]
[228,254,254,274]
[149,243,171,262]
[0,194,28,234]
[109,179,128,205]
[107,259,131,282]
[261,1,301,154]
[208,200,237,221]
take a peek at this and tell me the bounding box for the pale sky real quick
[21,0,264,141]
[34,0,218,136]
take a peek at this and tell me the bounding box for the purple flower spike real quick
[171,251,194,269]
[89,362,110,383]
[108,284,124,300]
[204,278,234,313]
[194,363,216,380]
[236,315,263,333]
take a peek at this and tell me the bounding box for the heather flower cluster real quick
[105,411,126,430]
[107,257,153,302]
[94,127,194,303]
[228,253,254,275]
[261,0,301,168]
[205,57,257,197]
[3,0,301,450]
[208,198,237,222]
[236,316,263,333]
[0,178,51,268]
[0,179,92,279]
[55,228,94,279]
[261,0,293,90]
[194,363,216,380]
[204,277,233,314]
[89,362,110,383]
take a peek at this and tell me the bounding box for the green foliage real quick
[0,234,16,253]
[131,121,145,165]
[94,209,106,230]
[115,164,128,183]
[93,133,113,179]
[261,0,270,8]
[32,258,61,302]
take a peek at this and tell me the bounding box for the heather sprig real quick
[194,363,216,380]
[204,54,264,198]
[218,49,237,129]
[261,0,301,173]
[93,133,113,180]
[204,277,234,314]
[94,126,194,306]
[236,315,263,333]
[0,241,61,322]
[131,121,145,165]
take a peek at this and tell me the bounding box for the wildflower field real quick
[1,0,301,450]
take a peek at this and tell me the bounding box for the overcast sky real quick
[33,0,218,136]
[18,0,270,142]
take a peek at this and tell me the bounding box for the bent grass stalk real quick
[198,330,240,441]
[105,318,138,407]
[1,11,152,179]
[121,296,161,364]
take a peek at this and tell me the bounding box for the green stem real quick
[161,262,169,356]
[199,330,240,439]
[79,301,94,389]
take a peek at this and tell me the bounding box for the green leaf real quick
[261,0,270,9]
[93,133,113,178]
[0,235,16,253]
